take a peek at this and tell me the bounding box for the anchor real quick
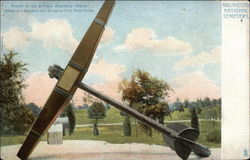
[17,0,210,159]
[47,64,211,160]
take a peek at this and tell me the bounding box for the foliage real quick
[183,99,190,108]
[203,97,212,107]
[119,70,171,137]
[119,70,171,106]
[0,51,35,135]
[88,102,106,120]
[88,102,106,136]
[190,107,200,134]
[122,113,131,136]
[174,98,221,110]
[173,98,184,112]
[1,104,35,135]
[132,102,169,122]
[204,106,221,126]
[61,103,76,135]
[206,128,221,143]
[27,103,41,116]
[166,106,221,122]
[197,107,202,114]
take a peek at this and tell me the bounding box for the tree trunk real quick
[93,119,99,136]
[135,119,138,137]
[148,127,152,137]
[158,117,164,125]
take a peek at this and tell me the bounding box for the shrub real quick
[206,128,221,143]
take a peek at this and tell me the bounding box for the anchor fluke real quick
[162,123,210,160]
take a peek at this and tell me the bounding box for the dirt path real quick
[1,140,221,160]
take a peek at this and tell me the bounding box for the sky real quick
[1,1,222,107]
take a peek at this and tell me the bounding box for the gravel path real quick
[1,140,221,160]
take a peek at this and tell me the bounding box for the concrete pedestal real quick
[47,124,63,144]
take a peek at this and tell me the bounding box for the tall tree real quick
[190,107,200,135]
[0,51,35,135]
[119,70,171,137]
[211,99,217,107]
[120,112,132,136]
[195,99,203,114]
[206,107,219,126]
[60,103,76,135]
[217,98,221,106]
[88,102,106,136]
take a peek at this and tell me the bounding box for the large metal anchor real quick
[48,64,211,160]
[17,0,210,159]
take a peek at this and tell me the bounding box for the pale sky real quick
[1,1,221,106]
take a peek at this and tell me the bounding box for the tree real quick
[27,103,41,116]
[0,51,35,135]
[217,98,221,106]
[61,103,76,135]
[206,107,219,126]
[195,98,202,107]
[190,107,200,135]
[203,97,211,107]
[211,99,218,107]
[88,102,106,136]
[197,107,202,114]
[195,99,203,114]
[120,112,131,136]
[184,99,190,108]
[173,98,184,112]
[119,70,171,137]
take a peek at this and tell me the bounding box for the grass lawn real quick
[75,107,124,124]
[1,121,220,148]
[165,108,191,120]
[76,107,220,124]
[165,107,221,121]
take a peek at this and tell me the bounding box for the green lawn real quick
[1,106,221,148]
[165,108,191,120]
[165,107,220,121]
[76,106,220,124]
[75,107,124,124]
[1,121,220,148]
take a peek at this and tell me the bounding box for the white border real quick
[221,1,250,159]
